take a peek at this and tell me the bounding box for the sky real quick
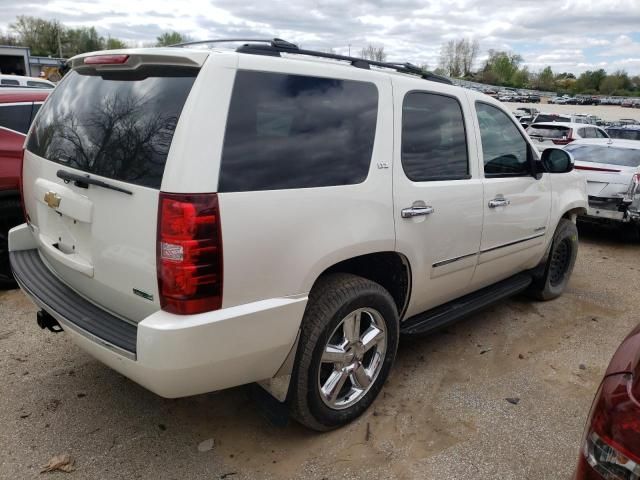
[1,0,640,75]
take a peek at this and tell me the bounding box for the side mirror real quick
[541,148,574,173]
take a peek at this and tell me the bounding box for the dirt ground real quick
[1,224,639,480]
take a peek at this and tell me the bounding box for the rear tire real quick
[528,218,578,301]
[290,273,399,431]
[0,198,22,289]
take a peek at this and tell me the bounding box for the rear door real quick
[22,53,205,322]
[393,84,483,317]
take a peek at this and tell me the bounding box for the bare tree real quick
[360,44,387,62]
[438,38,479,78]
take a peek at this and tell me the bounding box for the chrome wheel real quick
[317,307,387,410]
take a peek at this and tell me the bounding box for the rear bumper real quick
[9,225,306,398]
[582,197,640,224]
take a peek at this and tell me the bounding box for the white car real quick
[0,74,55,89]
[8,40,587,430]
[564,139,640,231]
[527,122,609,151]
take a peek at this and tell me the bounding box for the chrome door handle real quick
[488,198,511,208]
[401,206,435,218]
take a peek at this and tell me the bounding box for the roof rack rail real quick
[168,38,299,49]
[170,36,452,85]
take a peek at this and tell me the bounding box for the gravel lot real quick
[505,101,640,122]
[1,224,639,479]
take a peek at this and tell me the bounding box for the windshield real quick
[534,114,571,123]
[564,144,640,167]
[26,66,198,189]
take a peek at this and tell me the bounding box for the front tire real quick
[290,273,399,431]
[528,218,578,301]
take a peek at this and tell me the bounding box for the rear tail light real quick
[157,193,223,315]
[576,374,640,479]
[83,54,129,65]
[625,173,640,200]
[552,129,574,145]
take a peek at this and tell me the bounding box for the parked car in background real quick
[8,42,586,431]
[606,125,640,141]
[573,321,640,479]
[0,74,55,89]
[515,107,540,117]
[527,123,609,150]
[564,139,640,234]
[531,113,593,124]
[0,89,49,287]
[619,119,639,126]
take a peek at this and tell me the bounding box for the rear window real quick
[565,144,640,167]
[26,80,53,89]
[527,125,570,139]
[607,129,640,141]
[26,66,198,189]
[219,71,378,192]
[534,114,570,123]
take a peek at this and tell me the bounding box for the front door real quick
[471,100,551,288]
[393,86,484,319]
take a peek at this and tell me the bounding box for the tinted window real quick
[577,128,588,138]
[26,67,197,189]
[594,128,608,139]
[401,92,468,181]
[26,81,53,89]
[1,79,20,86]
[564,144,640,167]
[219,71,378,192]
[477,102,530,177]
[527,125,570,139]
[0,104,32,134]
[534,114,571,123]
[607,129,640,141]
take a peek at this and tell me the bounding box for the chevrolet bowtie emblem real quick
[44,191,61,209]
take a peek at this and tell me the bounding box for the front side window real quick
[219,71,378,192]
[26,81,53,89]
[476,102,530,177]
[401,92,468,181]
[1,79,20,86]
[0,104,32,134]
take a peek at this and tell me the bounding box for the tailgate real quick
[22,56,201,322]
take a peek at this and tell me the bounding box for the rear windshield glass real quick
[534,114,570,123]
[607,129,640,141]
[564,144,640,167]
[527,125,570,138]
[26,66,198,189]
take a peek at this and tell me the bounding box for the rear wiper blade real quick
[57,170,133,195]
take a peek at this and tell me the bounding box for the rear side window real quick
[401,92,468,181]
[219,71,378,192]
[0,104,32,134]
[564,145,640,167]
[26,81,53,89]
[527,125,570,139]
[26,67,198,189]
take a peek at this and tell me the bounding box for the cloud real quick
[0,0,639,73]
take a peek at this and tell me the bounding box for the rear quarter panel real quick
[162,53,396,308]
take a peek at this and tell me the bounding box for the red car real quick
[0,90,49,287]
[575,323,640,479]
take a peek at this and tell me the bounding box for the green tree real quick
[481,50,523,86]
[537,66,554,91]
[156,31,190,47]
[10,16,63,56]
[105,37,127,50]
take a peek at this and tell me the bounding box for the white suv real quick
[9,40,587,430]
